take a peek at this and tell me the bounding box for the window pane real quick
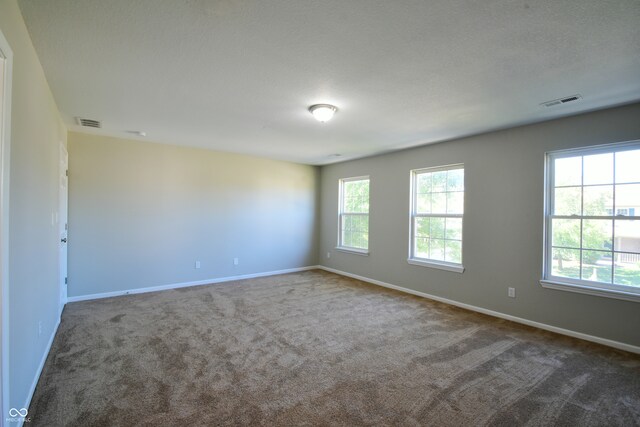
[445,218,462,240]
[431,193,446,214]
[416,194,431,214]
[583,185,612,216]
[554,187,581,216]
[582,219,612,250]
[583,153,613,185]
[415,217,430,238]
[446,192,464,214]
[429,239,445,261]
[415,237,429,258]
[581,251,612,283]
[614,258,640,287]
[551,248,580,279]
[341,230,353,247]
[615,184,640,215]
[615,149,640,184]
[343,180,369,213]
[417,173,432,193]
[614,220,640,252]
[432,171,447,192]
[445,240,462,263]
[447,169,464,191]
[430,217,445,239]
[552,218,580,248]
[555,156,582,186]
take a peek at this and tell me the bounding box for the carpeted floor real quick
[29,269,640,426]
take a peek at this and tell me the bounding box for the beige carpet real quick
[29,270,640,426]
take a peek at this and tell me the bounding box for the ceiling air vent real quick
[541,95,582,108]
[75,117,102,128]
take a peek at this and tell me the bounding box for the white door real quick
[59,143,68,311]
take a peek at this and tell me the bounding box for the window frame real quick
[541,140,640,303]
[408,164,465,273]
[337,175,370,255]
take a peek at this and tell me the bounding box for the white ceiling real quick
[18,0,640,165]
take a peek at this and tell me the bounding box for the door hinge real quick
[66,169,69,177]
[65,277,68,285]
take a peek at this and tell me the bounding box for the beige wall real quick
[0,0,67,411]
[320,102,640,348]
[68,132,319,297]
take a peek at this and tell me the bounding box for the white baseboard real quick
[318,266,640,355]
[14,315,61,427]
[67,265,321,303]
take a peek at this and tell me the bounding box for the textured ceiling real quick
[18,0,640,165]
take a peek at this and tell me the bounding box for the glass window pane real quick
[432,171,447,192]
[613,258,640,287]
[554,187,581,216]
[429,239,445,261]
[430,217,445,239]
[415,217,430,238]
[445,218,462,240]
[582,219,612,250]
[415,237,429,259]
[581,250,612,283]
[445,240,462,263]
[447,169,464,191]
[446,192,464,214]
[431,193,446,214]
[615,184,640,215]
[583,185,613,216]
[615,149,640,184]
[551,248,580,279]
[555,156,582,187]
[552,218,580,248]
[343,180,369,213]
[342,230,353,247]
[614,220,640,252]
[416,194,431,214]
[417,173,432,193]
[583,153,613,185]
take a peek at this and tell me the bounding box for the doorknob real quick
[61,238,67,243]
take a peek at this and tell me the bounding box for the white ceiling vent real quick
[75,117,102,128]
[541,95,582,108]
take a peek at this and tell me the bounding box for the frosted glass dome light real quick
[309,104,337,122]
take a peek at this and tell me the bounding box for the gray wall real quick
[0,0,67,411]
[68,132,319,297]
[319,103,640,347]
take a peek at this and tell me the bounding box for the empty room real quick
[1,0,639,425]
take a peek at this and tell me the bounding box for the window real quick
[409,164,464,272]
[542,141,640,302]
[338,176,370,253]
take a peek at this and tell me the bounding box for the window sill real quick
[407,258,464,273]
[540,279,640,303]
[335,247,370,256]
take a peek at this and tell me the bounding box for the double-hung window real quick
[409,164,464,272]
[338,176,370,253]
[542,141,640,302]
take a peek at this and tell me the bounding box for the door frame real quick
[59,142,68,312]
[0,27,13,424]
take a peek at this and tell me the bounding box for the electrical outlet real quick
[195,261,201,269]
[327,252,331,259]
[233,258,239,266]
[508,287,516,298]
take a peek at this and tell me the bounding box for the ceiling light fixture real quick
[309,104,338,122]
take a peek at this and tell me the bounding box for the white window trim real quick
[408,164,464,273]
[337,175,370,255]
[541,140,640,303]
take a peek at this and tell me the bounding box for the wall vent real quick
[75,117,102,128]
[541,95,582,108]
